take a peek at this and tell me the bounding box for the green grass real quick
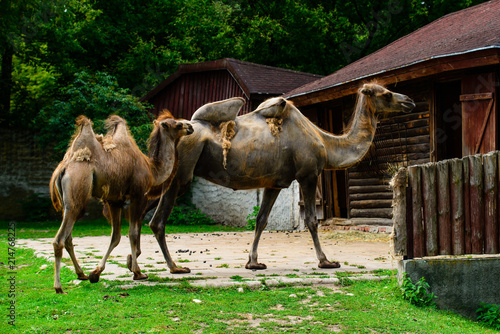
[1,219,246,240]
[1,245,495,333]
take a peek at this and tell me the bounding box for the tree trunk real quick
[0,45,14,116]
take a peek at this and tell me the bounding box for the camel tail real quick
[49,164,64,212]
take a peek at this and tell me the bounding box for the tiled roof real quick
[141,58,323,101]
[286,0,500,99]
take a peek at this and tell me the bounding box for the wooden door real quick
[461,73,498,156]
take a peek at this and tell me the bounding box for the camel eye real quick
[383,92,393,101]
[176,123,183,130]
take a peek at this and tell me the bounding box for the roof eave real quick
[288,46,500,107]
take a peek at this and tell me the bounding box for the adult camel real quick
[149,82,415,273]
[50,112,193,293]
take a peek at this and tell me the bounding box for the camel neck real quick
[320,94,377,170]
[149,135,177,186]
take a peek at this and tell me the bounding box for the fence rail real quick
[392,151,500,259]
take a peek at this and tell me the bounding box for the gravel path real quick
[19,230,396,289]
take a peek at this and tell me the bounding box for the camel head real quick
[360,83,415,114]
[152,110,194,145]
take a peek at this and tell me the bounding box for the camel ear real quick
[361,86,374,96]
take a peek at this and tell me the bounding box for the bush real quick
[246,206,259,230]
[401,274,436,307]
[36,71,153,159]
[477,303,500,330]
[167,204,215,226]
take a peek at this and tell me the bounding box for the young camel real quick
[149,82,415,273]
[50,112,193,294]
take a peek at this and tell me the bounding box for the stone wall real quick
[191,178,302,230]
[0,128,57,220]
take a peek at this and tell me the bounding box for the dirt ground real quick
[19,230,397,289]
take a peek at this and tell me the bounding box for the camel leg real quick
[89,204,122,283]
[300,176,340,269]
[65,235,88,280]
[53,212,79,294]
[246,188,281,270]
[150,181,190,273]
[127,200,148,280]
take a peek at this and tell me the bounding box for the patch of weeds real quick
[476,303,500,330]
[144,264,154,268]
[374,257,386,261]
[230,275,250,282]
[246,206,259,230]
[216,263,229,268]
[147,273,213,283]
[356,265,366,269]
[337,277,354,286]
[108,260,128,269]
[372,269,395,276]
[285,274,300,279]
[293,269,299,272]
[214,257,221,260]
[401,274,436,307]
[178,259,190,263]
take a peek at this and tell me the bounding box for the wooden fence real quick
[392,151,500,259]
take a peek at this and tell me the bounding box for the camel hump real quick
[191,97,245,122]
[70,115,99,157]
[105,115,127,130]
[254,97,289,118]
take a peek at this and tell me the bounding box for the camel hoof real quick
[245,262,267,270]
[133,273,148,280]
[77,273,89,280]
[318,260,341,269]
[88,271,100,283]
[55,288,67,295]
[170,266,191,274]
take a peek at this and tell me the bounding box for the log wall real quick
[347,89,431,219]
[401,152,500,258]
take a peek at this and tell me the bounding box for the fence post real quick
[408,165,424,257]
[437,161,451,255]
[483,152,498,254]
[391,167,407,257]
[463,156,472,253]
[470,154,484,254]
[422,163,438,256]
[450,158,465,255]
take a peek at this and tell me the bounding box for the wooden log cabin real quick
[285,1,500,223]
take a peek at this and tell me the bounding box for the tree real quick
[36,71,153,158]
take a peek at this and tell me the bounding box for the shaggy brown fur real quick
[49,111,193,294]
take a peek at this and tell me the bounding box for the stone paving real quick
[19,230,397,289]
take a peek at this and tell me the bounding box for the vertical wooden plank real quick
[450,158,465,255]
[406,185,414,259]
[422,163,438,256]
[391,167,407,257]
[463,156,472,253]
[409,165,425,257]
[483,152,498,254]
[469,154,484,254]
[437,161,451,255]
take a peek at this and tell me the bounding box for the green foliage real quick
[401,273,436,307]
[36,71,153,158]
[246,206,259,231]
[477,303,500,330]
[167,205,215,226]
[19,193,52,222]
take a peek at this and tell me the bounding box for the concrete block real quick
[398,256,500,318]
